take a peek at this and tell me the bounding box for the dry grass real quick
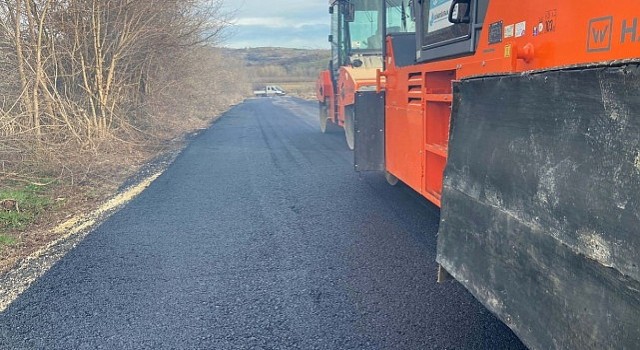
[278,82,316,99]
[0,0,251,276]
[0,117,224,275]
[252,81,316,100]
[0,46,250,275]
[0,46,327,276]
[0,136,144,272]
[240,47,328,101]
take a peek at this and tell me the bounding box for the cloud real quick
[224,0,327,18]
[223,23,329,49]
[220,0,330,49]
[234,17,326,29]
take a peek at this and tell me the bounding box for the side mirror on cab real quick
[408,0,416,22]
[448,0,471,24]
[344,3,355,22]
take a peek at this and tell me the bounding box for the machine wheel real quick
[385,171,399,186]
[344,106,355,150]
[319,102,329,133]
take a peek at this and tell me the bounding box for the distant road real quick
[0,97,526,349]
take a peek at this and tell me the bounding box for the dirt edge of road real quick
[0,118,218,313]
[0,97,313,312]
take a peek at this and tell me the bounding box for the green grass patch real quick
[0,181,53,232]
[0,234,17,246]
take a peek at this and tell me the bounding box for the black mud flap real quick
[437,64,640,349]
[354,91,385,172]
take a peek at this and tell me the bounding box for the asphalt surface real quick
[0,97,526,349]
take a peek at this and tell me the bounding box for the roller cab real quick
[317,0,414,150]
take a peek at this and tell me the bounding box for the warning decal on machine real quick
[504,24,514,38]
[428,0,455,33]
[489,21,503,44]
[515,21,526,37]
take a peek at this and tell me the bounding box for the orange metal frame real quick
[317,67,378,127]
[316,70,336,122]
[383,1,640,207]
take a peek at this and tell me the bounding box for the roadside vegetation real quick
[0,182,53,249]
[0,0,327,274]
[0,0,251,272]
[229,47,330,98]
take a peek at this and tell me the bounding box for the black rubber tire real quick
[319,102,328,133]
[344,106,355,150]
[385,171,399,186]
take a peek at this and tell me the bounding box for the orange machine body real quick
[337,66,379,123]
[316,69,336,123]
[317,66,379,127]
[383,1,640,207]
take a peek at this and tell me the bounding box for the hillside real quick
[237,47,328,66]
[224,47,330,98]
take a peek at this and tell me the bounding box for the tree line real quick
[0,0,249,170]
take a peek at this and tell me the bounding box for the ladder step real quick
[424,94,452,102]
[425,143,448,158]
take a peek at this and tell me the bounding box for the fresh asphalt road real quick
[0,97,526,349]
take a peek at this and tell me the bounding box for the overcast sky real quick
[220,0,330,49]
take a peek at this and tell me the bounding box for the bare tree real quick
[0,0,249,183]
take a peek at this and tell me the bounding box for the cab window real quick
[421,0,471,48]
[346,0,384,51]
